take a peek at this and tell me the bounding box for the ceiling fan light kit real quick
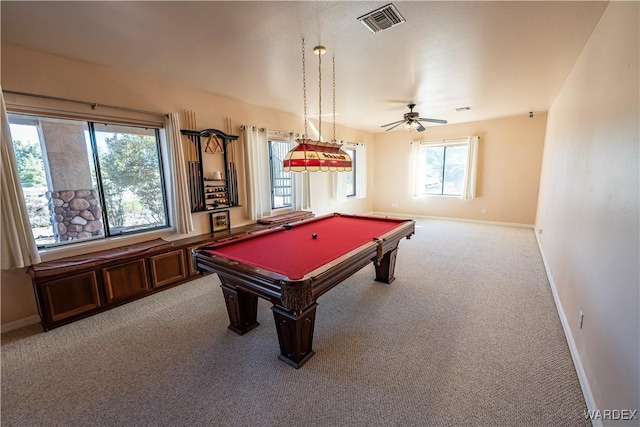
[381,103,448,132]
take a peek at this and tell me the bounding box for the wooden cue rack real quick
[180,128,240,213]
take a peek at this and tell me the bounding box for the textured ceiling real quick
[1,1,608,133]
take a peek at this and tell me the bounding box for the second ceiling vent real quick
[358,3,406,34]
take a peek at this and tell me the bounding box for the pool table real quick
[193,213,415,368]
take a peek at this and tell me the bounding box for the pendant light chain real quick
[332,56,336,143]
[302,38,307,139]
[284,41,353,173]
[318,46,322,140]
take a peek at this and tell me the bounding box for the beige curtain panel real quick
[1,89,41,269]
[166,112,193,234]
[242,125,271,220]
[289,133,311,210]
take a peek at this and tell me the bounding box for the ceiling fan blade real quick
[381,119,405,127]
[416,123,426,132]
[385,121,406,131]
[418,117,448,125]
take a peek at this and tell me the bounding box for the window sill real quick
[38,227,174,263]
[414,194,462,198]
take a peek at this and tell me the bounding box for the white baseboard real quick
[535,232,601,427]
[1,315,40,334]
[372,211,534,229]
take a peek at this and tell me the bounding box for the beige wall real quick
[536,1,639,419]
[1,44,374,326]
[373,114,546,224]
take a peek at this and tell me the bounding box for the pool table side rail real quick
[193,251,288,303]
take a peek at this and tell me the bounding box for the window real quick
[419,143,468,196]
[268,139,292,209]
[8,113,169,248]
[345,148,356,197]
[332,143,366,203]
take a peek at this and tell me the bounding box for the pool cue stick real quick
[187,110,200,210]
[234,134,239,205]
[230,140,237,206]
[194,133,202,210]
[190,132,197,211]
[186,111,193,209]
[226,117,234,205]
[182,111,196,211]
[233,142,238,206]
[228,142,234,206]
[189,160,195,211]
[227,137,234,206]
[191,111,204,210]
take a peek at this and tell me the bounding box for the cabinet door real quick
[149,249,187,288]
[40,271,101,323]
[102,259,149,303]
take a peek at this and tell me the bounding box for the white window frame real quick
[267,136,293,210]
[7,112,171,249]
[411,137,478,200]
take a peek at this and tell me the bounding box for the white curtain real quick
[332,172,347,203]
[355,143,367,199]
[242,126,271,220]
[409,141,422,198]
[165,113,193,234]
[290,134,311,210]
[1,89,41,269]
[461,136,479,200]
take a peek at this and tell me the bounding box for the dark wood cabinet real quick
[29,239,176,330]
[149,249,187,288]
[102,259,149,303]
[40,271,101,322]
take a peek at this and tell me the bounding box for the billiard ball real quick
[312,233,318,239]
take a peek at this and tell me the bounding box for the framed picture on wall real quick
[209,210,230,234]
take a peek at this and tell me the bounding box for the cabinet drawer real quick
[149,249,187,288]
[102,259,149,303]
[40,271,101,322]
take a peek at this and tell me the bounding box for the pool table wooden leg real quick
[220,282,260,335]
[374,245,399,284]
[271,303,318,369]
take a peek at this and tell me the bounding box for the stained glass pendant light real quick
[283,40,353,172]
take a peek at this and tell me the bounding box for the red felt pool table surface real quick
[202,214,406,280]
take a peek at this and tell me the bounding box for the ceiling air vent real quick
[358,3,406,34]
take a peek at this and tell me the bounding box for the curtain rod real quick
[3,90,167,118]
[413,136,480,144]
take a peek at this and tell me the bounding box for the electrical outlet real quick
[391,203,399,208]
[578,311,584,329]
[481,208,487,215]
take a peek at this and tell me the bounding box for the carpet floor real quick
[1,219,589,426]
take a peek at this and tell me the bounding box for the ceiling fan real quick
[381,103,448,132]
